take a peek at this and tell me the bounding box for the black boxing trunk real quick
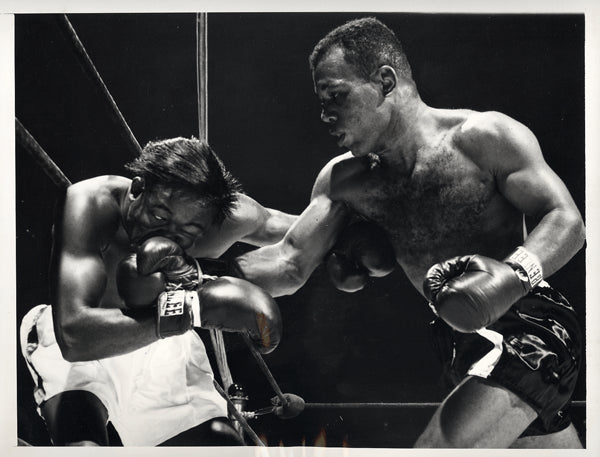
[429,282,582,436]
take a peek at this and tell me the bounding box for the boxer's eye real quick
[183,223,205,237]
[151,211,167,221]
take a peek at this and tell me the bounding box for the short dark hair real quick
[125,137,242,224]
[309,17,412,81]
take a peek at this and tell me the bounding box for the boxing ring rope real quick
[196,12,208,142]
[302,401,585,409]
[55,14,142,158]
[243,334,290,409]
[193,11,237,394]
[16,118,72,188]
[212,381,265,447]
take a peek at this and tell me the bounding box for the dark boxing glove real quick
[136,236,200,288]
[197,276,282,352]
[135,237,281,351]
[155,277,282,353]
[327,220,396,292]
[137,236,244,286]
[423,247,543,333]
[116,254,166,308]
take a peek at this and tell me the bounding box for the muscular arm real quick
[52,184,158,362]
[187,193,297,258]
[232,193,298,246]
[234,161,352,297]
[463,112,585,277]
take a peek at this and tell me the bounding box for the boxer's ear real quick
[374,65,397,96]
[130,177,145,199]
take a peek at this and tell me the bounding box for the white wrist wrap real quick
[188,290,202,327]
[506,246,543,290]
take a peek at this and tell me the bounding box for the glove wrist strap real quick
[505,246,543,291]
[156,289,201,338]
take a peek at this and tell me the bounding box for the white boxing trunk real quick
[20,304,227,446]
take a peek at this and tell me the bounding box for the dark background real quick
[15,13,586,448]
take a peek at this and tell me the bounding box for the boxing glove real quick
[423,247,543,333]
[137,236,200,288]
[137,236,244,287]
[116,254,166,308]
[327,221,396,292]
[156,276,282,353]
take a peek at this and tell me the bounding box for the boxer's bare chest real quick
[332,139,512,284]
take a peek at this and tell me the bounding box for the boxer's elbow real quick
[55,315,92,362]
[249,257,308,297]
[555,206,586,254]
[559,209,586,261]
[235,244,312,297]
[275,256,311,296]
[572,215,586,252]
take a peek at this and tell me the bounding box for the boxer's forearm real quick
[522,207,585,279]
[235,245,310,297]
[55,306,158,361]
[235,197,350,297]
[259,208,298,245]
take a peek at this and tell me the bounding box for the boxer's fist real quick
[327,221,396,292]
[423,255,529,333]
[198,277,282,353]
[156,276,282,352]
[116,254,166,308]
[137,236,199,288]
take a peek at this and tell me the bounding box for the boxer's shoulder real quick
[62,176,126,246]
[312,152,370,201]
[66,176,127,210]
[67,175,129,198]
[455,110,532,156]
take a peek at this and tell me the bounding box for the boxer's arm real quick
[52,187,158,361]
[186,193,297,258]
[462,112,585,277]
[233,162,351,297]
[229,193,298,246]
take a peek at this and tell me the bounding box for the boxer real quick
[20,137,295,446]
[232,18,585,448]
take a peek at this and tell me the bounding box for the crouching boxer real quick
[19,137,295,446]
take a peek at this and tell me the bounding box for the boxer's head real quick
[123,137,242,248]
[310,18,418,158]
[309,17,412,83]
